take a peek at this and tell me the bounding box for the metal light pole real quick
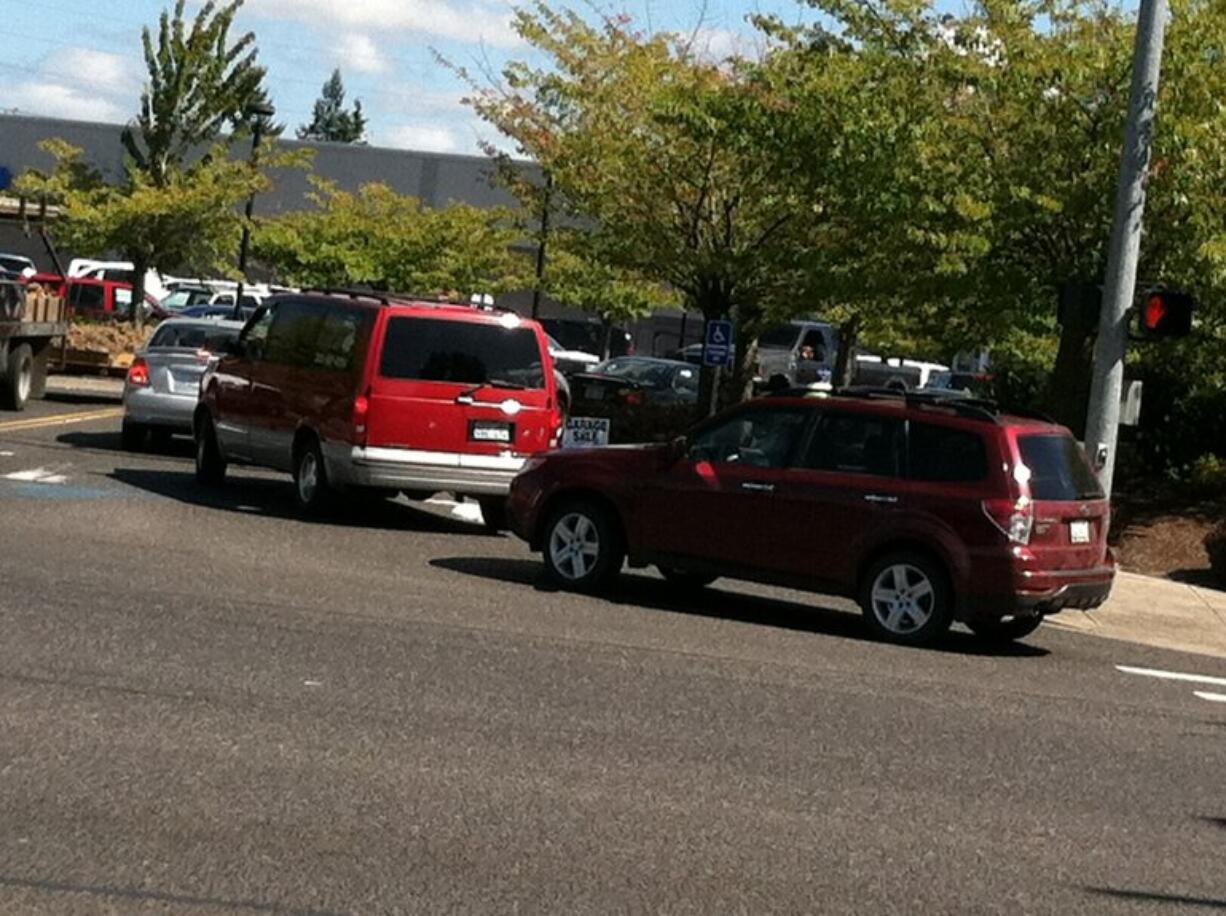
[234,101,276,320]
[530,170,552,321]
[1084,0,1168,497]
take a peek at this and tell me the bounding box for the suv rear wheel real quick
[293,438,332,514]
[194,414,226,486]
[542,500,624,591]
[860,552,953,646]
[968,615,1043,644]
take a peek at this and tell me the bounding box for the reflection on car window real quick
[804,413,903,477]
[242,307,275,355]
[688,407,810,469]
[313,307,363,371]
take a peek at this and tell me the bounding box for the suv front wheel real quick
[542,500,624,591]
[860,552,953,646]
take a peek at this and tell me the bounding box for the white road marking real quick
[303,679,323,688]
[1194,691,1226,704]
[1116,665,1226,688]
[4,467,68,485]
[0,450,13,457]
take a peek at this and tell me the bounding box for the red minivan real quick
[508,389,1115,646]
[195,291,563,526]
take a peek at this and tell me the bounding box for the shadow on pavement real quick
[0,873,338,916]
[1083,886,1226,910]
[110,467,490,537]
[59,429,195,459]
[430,556,1051,658]
[1170,568,1225,592]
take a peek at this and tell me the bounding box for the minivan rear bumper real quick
[341,445,526,496]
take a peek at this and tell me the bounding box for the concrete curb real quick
[1047,570,1226,659]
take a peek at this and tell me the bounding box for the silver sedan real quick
[122,317,244,450]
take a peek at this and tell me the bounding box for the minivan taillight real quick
[352,392,369,445]
[982,497,1034,545]
[127,357,149,387]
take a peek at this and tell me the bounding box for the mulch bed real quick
[1110,488,1225,589]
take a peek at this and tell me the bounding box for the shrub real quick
[1190,454,1226,498]
[1206,520,1226,585]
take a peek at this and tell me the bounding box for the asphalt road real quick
[1,392,1224,914]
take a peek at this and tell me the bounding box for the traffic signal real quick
[1137,289,1194,338]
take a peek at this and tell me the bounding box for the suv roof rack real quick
[297,287,521,315]
[829,386,1056,425]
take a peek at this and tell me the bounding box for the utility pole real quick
[233,102,276,320]
[1084,0,1167,497]
[531,170,552,321]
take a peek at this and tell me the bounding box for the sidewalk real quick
[1048,570,1226,659]
[45,375,124,401]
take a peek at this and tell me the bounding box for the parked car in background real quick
[547,335,602,377]
[756,320,839,388]
[180,304,260,322]
[122,318,245,449]
[160,285,215,311]
[564,356,700,446]
[67,259,170,302]
[509,388,1114,646]
[194,292,563,529]
[66,278,166,322]
[0,253,36,278]
[852,356,950,390]
[209,290,266,309]
[539,318,634,360]
[928,370,996,399]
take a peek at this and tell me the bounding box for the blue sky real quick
[0,0,821,155]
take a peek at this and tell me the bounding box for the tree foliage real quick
[252,178,531,297]
[298,70,367,144]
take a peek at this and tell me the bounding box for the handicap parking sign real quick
[703,320,734,368]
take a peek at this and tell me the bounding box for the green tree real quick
[297,70,367,144]
[98,0,273,323]
[252,178,531,296]
[453,4,837,406]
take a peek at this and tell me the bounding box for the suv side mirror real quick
[217,337,246,358]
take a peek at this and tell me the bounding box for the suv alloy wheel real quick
[543,500,624,591]
[293,438,331,514]
[860,552,953,646]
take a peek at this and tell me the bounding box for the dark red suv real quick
[195,291,562,525]
[507,390,1115,645]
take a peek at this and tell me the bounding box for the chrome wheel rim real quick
[298,452,319,504]
[870,564,935,635]
[549,512,600,581]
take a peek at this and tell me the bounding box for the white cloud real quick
[336,33,388,74]
[1,80,128,124]
[0,47,138,124]
[381,123,462,154]
[691,27,760,63]
[373,86,464,113]
[252,0,521,48]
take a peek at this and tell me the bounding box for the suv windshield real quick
[1018,434,1104,500]
[380,316,546,389]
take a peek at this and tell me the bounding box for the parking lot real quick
[2,392,1225,913]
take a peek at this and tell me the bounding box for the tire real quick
[542,499,625,592]
[292,437,332,514]
[194,414,226,487]
[148,428,173,450]
[29,348,48,400]
[121,419,149,451]
[860,551,953,647]
[1,343,33,411]
[478,496,509,533]
[968,615,1043,644]
[658,567,718,590]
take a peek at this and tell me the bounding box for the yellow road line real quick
[0,406,124,433]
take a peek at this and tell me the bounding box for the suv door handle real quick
[864,494,899,504]
[741,481,775,493]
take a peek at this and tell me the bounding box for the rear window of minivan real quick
[380,316,546,389]
[1018,434,1104,500]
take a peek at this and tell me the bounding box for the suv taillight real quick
[982,496,1034,545]
[127,357,150,387]
[352,392,369,445]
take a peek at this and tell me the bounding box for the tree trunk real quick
[599,316,613,360]
[1046,322,1095,438]
[129,253,149,329]
[832,313,862,389]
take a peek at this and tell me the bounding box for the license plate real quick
[1070,520,1091,544]
[583,385,606,401]
[562,416,610,449]
[469,420,512,443]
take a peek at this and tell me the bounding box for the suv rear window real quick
[380,317,546,389]
[909,422,988,482]
[1018,434,1104,500]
